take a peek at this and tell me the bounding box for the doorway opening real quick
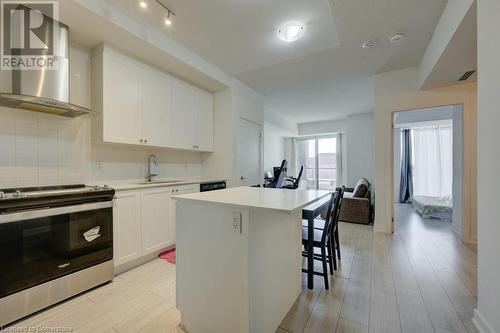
[393,105,464,236]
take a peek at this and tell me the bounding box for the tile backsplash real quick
[0,107,203,188]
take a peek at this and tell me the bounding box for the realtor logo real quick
[1,0,60,70]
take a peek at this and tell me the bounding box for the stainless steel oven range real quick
[0,184,115,326]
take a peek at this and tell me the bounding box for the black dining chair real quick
[301,187,344,272]
[282,166,303,189]
[301,189,341,290]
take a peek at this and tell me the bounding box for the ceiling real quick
[107,0,448,124]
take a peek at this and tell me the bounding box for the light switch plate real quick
[232,212,242,234]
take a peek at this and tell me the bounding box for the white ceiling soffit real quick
[237,0,448,123]
[59,0,230,92]
[111,0,340,75]
[418,0,477,90]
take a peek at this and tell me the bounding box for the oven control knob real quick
[0,191,5,199]
[13,190,22,198]
[103,185,109,190]
[92,185,101,191]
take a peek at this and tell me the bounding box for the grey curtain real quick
[399,129,413,203]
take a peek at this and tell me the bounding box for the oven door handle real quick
[0,201,113,224]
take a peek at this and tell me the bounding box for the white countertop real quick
[173,186,330,213]
[98,178,227,191]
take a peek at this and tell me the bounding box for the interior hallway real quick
[11,204,477,333]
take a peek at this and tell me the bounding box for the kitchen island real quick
[173,186,329,333]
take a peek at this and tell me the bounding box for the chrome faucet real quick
[147,154,159,182]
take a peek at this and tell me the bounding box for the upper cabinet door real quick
[170,79,195,149]
[194,88,214,152]
[142,68,172,147]
[102,51,143,145]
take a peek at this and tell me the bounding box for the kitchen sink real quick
[136,180,185,185]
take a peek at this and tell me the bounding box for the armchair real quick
[339,178,372,225]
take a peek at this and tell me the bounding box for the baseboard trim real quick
[473,309,496,333]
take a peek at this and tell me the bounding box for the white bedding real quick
[411,195,453,220]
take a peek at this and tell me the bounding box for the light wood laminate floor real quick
[280,203,477,333]
[11,203,477,333]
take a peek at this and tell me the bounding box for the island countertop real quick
[173,186,330,213]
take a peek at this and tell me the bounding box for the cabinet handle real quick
[144,139,148,144]
[140,139,144,143]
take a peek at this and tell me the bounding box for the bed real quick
[411,195,453,221]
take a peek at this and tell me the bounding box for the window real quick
[411,124,453,197]
[294,135,339,190]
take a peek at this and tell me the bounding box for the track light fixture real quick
[155,0,175,26]
[138,0,176,26]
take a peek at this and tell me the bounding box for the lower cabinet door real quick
[113,191,142,267]
[141,188,173,255]
[170,184,199,244]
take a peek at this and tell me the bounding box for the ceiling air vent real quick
[458,70,476,81]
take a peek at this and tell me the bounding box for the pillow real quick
[352,178,369,198]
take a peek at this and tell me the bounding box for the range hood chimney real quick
[0,6,91,117]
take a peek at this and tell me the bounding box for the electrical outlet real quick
[232,212,242,234]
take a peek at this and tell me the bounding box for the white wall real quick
[298,119,347,136]
[202,79,265,186]
[345,113,374,188]
[475,0,500,332]
[394,105,455,125]
[418,0,476,89]
[263,122,286,173]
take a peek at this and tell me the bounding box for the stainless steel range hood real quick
[0,9,91,118]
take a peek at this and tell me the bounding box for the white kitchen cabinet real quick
[93,45,213,152]
[142,67,172,147]
[170,82,214,152]
[101,51,143,145]
[113,191,142,267]
[170,79,195,150]
[113,183,200,269]
[194,88,214,152]
[141,188,174,255]
[170,184,199,244]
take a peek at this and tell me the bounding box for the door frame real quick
[392,106,464,237]
[386,100,476,243]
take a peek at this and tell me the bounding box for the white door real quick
[194,88,214,152]
[142,68,172,147]
[238,118,262,186]
[171,79,195,150]
[113,191,142,267]
[141,188,173,254]
[103,52,143,145]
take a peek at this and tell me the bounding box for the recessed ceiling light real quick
[139,0,147,9]
[277,21,305,42]
[361,39,377,49]
[390,32,406,43]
